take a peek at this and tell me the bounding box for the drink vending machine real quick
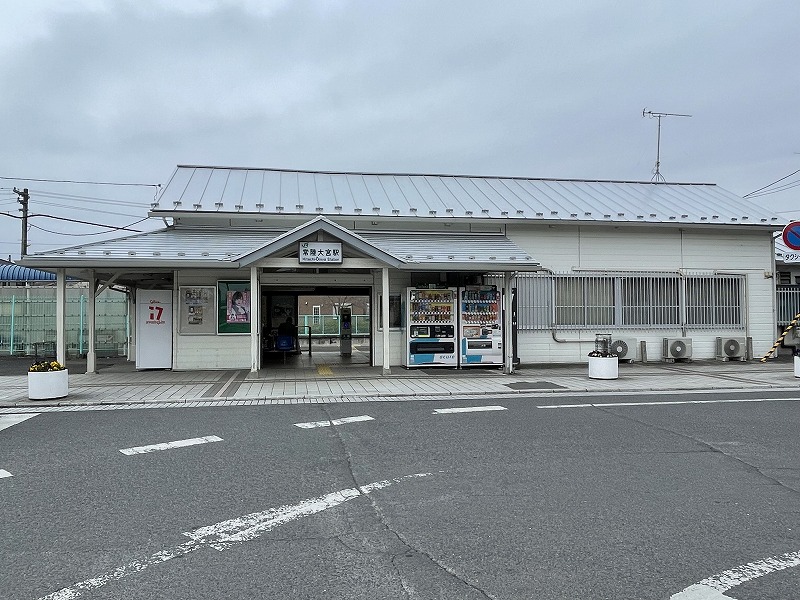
[403,287,458,367]
[459,286,502,366]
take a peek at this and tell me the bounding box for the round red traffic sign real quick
[783,221,800,250]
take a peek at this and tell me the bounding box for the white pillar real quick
[86,270,97,374]
[250,266,260,373]
[56,269,66,365]
[503,272,516,374]
[382,267,391,375]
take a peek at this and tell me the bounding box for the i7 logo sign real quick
[149,305,164,320]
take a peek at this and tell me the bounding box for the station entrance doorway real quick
[261,286,371,371]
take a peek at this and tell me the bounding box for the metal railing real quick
[298,314,370,337]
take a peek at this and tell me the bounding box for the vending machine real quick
[459,286,503,366]
[403,287,458,367]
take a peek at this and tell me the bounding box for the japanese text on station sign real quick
[299,241,343,263]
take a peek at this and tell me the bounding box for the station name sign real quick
[299,241,343,263]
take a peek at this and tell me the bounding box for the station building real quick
[18,165,785,374]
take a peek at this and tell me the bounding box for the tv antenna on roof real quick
[642,108,691,182]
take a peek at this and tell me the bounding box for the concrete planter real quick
[28,369,69,400]
[588,356,618,380]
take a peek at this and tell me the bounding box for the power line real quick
[743,168,800,198]
[0,175,160,188]
[28,213,147,232]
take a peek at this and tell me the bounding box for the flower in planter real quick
[29,360,66,372]
[587,350,617,358]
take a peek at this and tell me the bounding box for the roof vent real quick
[410,207,417,213]
[128,251,136,256]
[712,215,719,220]
[173,201,182,207]
[256,203,264,210]
[501,211,508,216]
[465,210,473,215]
[334,205,342,211]
[104,251,111,255]
[482,209,490,214]
[617,212,625,217]
[354,208,362,213]
[489,256,496,260]
[771,217,779,221]
[153,252,161,256]
[426,255,433,259]
[536,212,544,217]
[584,212,591,216]
[570,213,577,218]
[193,203,202,210]
[373,207,381,212]
[215,202,223,209]
[405,255,413,259]
[551,211,558,215]
[78,250,86,255]
[429,210,437,215]
[448,255,454,260]
[178,252,186,256]
[315,207,324,212]
[201,252,209,257]
[517,210,524,215]
[637,215,644,219]
[276,206,284,211]
[446,208,453,213]
[604,214,611,219]
[669,216,677,220]
[392,209,400,215]
[295,204,303,210]
[742,216,749,221]
[469,255,475,260]
[650,213,657,218]
[681,214,688,218]
[731,217,738,221]
[150,202,159,209]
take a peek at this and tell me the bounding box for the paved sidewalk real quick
[1,354,798,409]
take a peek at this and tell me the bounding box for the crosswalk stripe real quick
[433,406,507,414]
[120,435,223,455]
[294,415,374,429]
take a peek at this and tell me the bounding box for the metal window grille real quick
[777,286,800,326]
[486,272,745,331]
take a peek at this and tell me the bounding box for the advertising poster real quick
[179,286,216,334]
[217,281,251,334]
[226,290,251,323]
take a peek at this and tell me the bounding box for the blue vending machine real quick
[403,287,458,367]
[459,286,503,366]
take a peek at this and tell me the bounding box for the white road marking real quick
[0,469,12,479]
[433,405,507,414]
[670,549,800,599]
[0,413,40,432]
[537,397,798,409]
[119,435,223,455]
[294,415,374,428]
[37,472,432,600]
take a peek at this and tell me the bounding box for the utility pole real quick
[642,109,692,182]
[13,187,29,257]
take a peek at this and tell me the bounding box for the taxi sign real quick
[782,221,800,250]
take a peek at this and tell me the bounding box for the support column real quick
[86,270,97,374]
[56,269,66,365]
[250,266,260,373]
[382,267,391,375]
[503,271,516,374]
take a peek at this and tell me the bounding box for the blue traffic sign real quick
[783,221,800,250]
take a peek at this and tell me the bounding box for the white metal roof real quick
[154,165,785,227]
[20,217,537,272]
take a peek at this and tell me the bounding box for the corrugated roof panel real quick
[0,263,56,281]
[153,166,784,227]
[359,232,535,264]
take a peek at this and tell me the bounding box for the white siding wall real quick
[507,225,776,363]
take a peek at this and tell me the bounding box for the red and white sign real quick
[136,289,173,369]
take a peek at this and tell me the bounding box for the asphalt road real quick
[1,390,799,600]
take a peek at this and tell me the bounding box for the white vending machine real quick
[403,287,458,367]
[135,289,173,369]
[459,286,503,366]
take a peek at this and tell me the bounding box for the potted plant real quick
[28,360,69,400]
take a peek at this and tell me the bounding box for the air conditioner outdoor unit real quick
[716,336,747,361]
[609,337,638,362]
[782,327,800,347]
[663,337,692,361]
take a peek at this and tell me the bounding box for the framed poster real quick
[217,281,251,334]
[179,286,216,334]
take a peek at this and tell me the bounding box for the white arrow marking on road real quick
[0,413,40,432]
[0,469,12,479]
[433,406,507,414]
[670,550,800,599]
[37,472,432,600]
[294,415,374,428]
[119,435,223,455]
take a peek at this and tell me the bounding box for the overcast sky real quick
[1,0,798,259]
